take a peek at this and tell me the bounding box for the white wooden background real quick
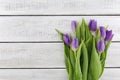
[0,0,119,80]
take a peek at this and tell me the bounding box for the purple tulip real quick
[97,40,105,53]
[71,21,77,32]
[100,26,106,39]
[89,19,97,31]
[105,30,113,41]
[71,38,79,51]
[63,34,71,45]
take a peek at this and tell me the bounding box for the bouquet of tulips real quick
[56,19,113,80]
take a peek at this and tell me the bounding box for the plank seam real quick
[0,67,118,69]
[0,41,118,43]
[0,14,120,16]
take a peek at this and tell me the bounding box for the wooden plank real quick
[0,16,119,41]
[100,69,120,80]
[0,43,64,68]
[0,43,118,68]
[0,0,120,15]
[0,69,119,80]
[0,69,67,80]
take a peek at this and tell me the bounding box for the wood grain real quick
[0,0,119,79]
[0,43,118,68]
[0,16,119,41]
[0,69,119,80]
[0,0,120,15]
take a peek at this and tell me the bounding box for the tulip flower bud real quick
[97,40,105,53]
[63,34,71,45]
[71,38,79,51]
[105,30,113,41]
[89,20,97,31]
[71,21,77,32]
[100,26,106,39]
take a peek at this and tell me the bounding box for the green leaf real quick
[99,41,112,77]
[85,37,92,73]
[76,22,81,42]
[75,41,83,80]
[81,42,88,80]
[84,19,92,42]
[68,57,73,80]
[80,19,86,40]
[96,29,101,42]
[88,37,102,80]
[64,45,70,57]
[85,37,91,45]
[64,45,74,80]
[70,49,76,80]
[64,53,69,74]
[55,29,63,40]
[70,49,76,70]
[64,45,70,74]
[105,41,112,59]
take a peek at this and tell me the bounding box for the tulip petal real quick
[97,40,105,53]
[89,20,97,31]
[100,26,106,39]
[105,30,113,41]
[71,38,79,51]
[63,34,71,45]
[71,21,77,32]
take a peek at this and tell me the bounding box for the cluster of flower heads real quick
[63,19,113,53]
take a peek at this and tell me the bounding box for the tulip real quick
[71,21,77,32]
[105,30,113,41]
[71,38,79,51]
[89,19,97,31]
[97,40,105,53]
[63,34,71,45]
[100,26,106,39]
